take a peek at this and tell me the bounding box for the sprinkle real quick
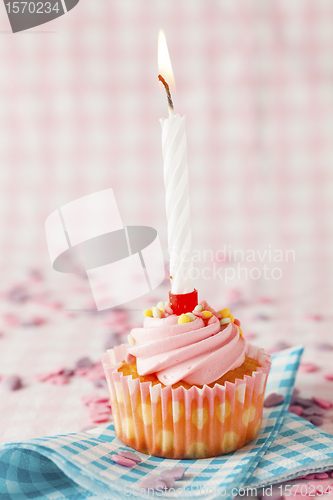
[194,304,203,312]
[7,286,29,303]
[324,373,333,381]
[304,314,322,321]
[302,406,325,416]
[104,332,120,350]
[76,357,94,369]
[75,367,90,377]
[315,473,329,479]
[35,367,65,382]
[186,313,196,321]
[111,454,136,467]
[312,397,333,409]
[234,319,241,327]
[220,318,231,326]
[315,342,333,351]
[163,303,174,315]
[48,375,69,385]
[199,300,207,308]
[90,413,110,424]
[202,311,213,319]
[81,395,109,406]
[292,396,314,408]
[31,317,46,326]
[259,297,273,304]
[228,313,234,323]
[159,475,175,488]
[239,328,243,335]
[118,450,142,463]
[305,415,323,426]
[243,332,257,341]
[157,301,165,311]
[160,466,185,481]
[193,311,206,319]
[138,477,168,491]
[299,363,318,373]
[143,309,153,317]
[94,379,107,388]
[125,353,136,365]
[254,314,271,321]
[264,393,284,407]
[270,341,292,352]
[89,402,111,412]
[3,314,19,327]
[288,405,303,416]
[178,314,190,324]
[2,375,22,391]
[153,307,162,318]
[128,334,135,346]
[218,308,230,318]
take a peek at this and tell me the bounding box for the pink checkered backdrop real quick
[1,0,333,443]
[0,0,331,300]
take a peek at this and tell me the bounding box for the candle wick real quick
[158,74,174,111]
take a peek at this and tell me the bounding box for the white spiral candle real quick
[160,103,193,294]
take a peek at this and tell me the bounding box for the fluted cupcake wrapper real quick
[102,343,272,459]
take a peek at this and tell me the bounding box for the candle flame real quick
[158,29,175,91]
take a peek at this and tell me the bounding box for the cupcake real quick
[102,298,271,459]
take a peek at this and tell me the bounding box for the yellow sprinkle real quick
[239,327,243,336]
[143,309,153,317]
[202,311,213,319]
[218,308,230,318]
[228,313,235,323]
[178,314,190,324]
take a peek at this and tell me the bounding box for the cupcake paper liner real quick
[102,343,272,459]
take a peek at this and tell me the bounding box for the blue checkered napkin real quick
[0,345,318,500]
[246,411,333,489]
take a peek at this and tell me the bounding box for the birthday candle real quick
[158,30,194,295]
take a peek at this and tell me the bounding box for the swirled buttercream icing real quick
[127,313,246,386]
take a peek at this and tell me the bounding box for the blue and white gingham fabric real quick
[1,345,333,500]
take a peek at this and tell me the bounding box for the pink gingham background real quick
[0,0,332,444]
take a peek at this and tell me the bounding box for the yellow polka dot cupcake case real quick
[102,299,272,459]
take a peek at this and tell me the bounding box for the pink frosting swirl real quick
[127,314,246,386]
